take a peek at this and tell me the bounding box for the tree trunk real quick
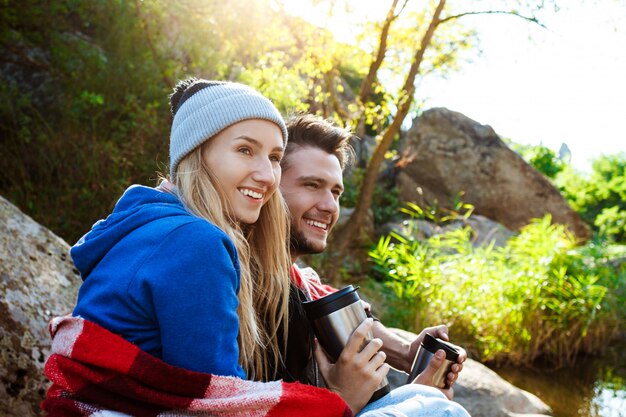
[333,0,446,255]
[355,0,401,137]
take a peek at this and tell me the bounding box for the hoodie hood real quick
[71,185,188,279]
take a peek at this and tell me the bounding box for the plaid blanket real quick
[42,316,353,417]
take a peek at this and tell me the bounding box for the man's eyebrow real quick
[297,175,344,191]
[297,175,325,183]
[234,136,284,152]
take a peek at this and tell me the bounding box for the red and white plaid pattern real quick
[42,316,352,417]
[290,265,337,301]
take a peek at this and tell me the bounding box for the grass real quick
[368,215,625,368]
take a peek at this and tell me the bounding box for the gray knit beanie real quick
[169,80,288,177]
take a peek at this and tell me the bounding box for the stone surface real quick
[397,108,590,241]
[388,328,552,417]
[379,214,516,248]
[453,360,552,417]
[337,206,376,243]
[0,196,81,417]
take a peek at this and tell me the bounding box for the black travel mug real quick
[406,333,460,388]
[302,285,391,403]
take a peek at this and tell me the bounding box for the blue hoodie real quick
[72,185,245,378]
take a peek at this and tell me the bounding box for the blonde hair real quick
[173,145,290,381]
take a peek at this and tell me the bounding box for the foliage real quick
[1,0,174,242]
[509,142,566,178]
[369,214,625,367]
[556,154,626,243]
[0,0,364,243]
[511,142,626,244]
[328,0,556,256]
[2,0,623,378]
[0,0,563,252]
[341,167,402,225]
[399,196,474,225]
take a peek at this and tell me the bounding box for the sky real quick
[284,1,626,173]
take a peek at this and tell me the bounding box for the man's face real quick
[280,146,343,258]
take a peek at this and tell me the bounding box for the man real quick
[279,114,469,416]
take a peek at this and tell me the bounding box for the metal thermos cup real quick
[302,285,390,403]
[406,333,459,388]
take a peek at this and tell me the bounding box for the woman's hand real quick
[314,318,389,415]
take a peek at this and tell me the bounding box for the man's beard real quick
[289,225,325,257]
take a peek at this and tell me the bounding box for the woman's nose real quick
[251,158,276,185]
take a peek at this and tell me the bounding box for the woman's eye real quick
[270,154,282,163]
[238,147,252,155]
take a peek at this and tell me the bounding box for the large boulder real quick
[397,108,590,241]
[388,328,552,417]
[0,196,80,417]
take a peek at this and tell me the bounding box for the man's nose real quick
[317,190,338,213]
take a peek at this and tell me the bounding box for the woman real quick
[42,79,353,417]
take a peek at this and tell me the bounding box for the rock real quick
[397,108,590,241]
[337,206,376,243]
[453,360,552,417]
[387,328,552,417]
[350,133,378,169]
[464,215,516,247]
[0,196,81,417]
[380,215,515,248]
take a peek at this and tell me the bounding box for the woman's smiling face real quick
[202,119,284,224]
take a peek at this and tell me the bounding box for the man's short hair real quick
[282,114,355,171]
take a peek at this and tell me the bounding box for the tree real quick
[328,0,551,258]
[0,0,302,243]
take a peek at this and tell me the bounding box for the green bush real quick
[341,166,402,225]
[509,142,566,179]
[369,215,625,367]
[1,0,321,243]
[509,141,625,243]
[556,154,626,243]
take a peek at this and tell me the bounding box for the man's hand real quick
[409,325,453,369]
[410,349,455,399]
[408,326,467,399]
[314,318,389,415]
[372,322,467,398]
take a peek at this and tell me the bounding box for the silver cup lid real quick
[302,285,360,320]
